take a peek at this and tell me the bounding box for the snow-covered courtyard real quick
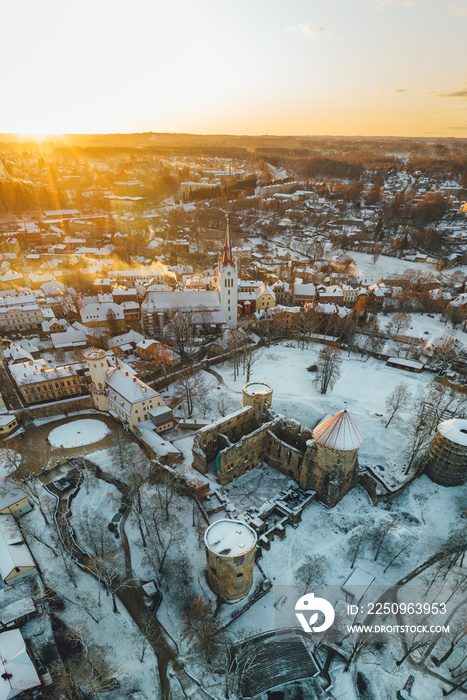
[48,418,110,448]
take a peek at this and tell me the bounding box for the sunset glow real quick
[2,0,466,137]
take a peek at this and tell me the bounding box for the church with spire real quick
[141,214,239,336]
[217,214,238,329]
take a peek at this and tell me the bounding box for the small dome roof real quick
[313,410,365,451]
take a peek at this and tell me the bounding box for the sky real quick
[1,0,466,137]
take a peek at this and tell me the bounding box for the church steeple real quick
[218,213,238,330]
[222,214,234,267]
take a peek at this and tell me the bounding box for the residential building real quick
[10,360,82,404]
[84,349,175,432]
[0,515,37,584]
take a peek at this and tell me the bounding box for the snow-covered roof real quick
[294,283,316,296]
[81,302,124,323]
[342,567,375,602]
[107,330,145,347]
[387,357,424,370]
[0,596,36,627]
[105,368,160,413]
[40,280,65,295]
[0,415,17,428]
[0,629,41,700]
[10,360,76,386]
[205,519,257,557]
[4,343,34,364]
[0,485,28,511]
[313,410,365,451]
[135,421,180,457]
[51,328,87,348]
[142,290,222,312]
[256,283,276,301]
[438,418,467,447]
[0,515,35,581]
[136,339,157,349]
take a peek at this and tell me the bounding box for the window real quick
[210,567,217,575]
[234,555,244,565]
[236,573,243,579]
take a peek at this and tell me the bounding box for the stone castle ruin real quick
[192,382,365,508]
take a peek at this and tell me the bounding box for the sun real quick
[14,132,63,143]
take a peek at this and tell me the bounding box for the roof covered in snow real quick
[313,409,365,451]
[0,629,41,700]
[438,418,467,447]
[205,519,257,557]
[105,368,160,414]
[0,515,35,581]
[142,290,221,312]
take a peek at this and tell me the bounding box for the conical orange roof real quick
[313,410,365,451]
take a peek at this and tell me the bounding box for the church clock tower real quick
[218,214,238,329]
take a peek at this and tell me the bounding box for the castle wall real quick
[263,430,304,482]
[301,441,359,507]
[216,419,279,485]
[192,400,362,507]
[192,405,260,474]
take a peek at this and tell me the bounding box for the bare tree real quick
[174,366,206,416]
[223,634,267,699]
[4,457,52,525]
[136,612,161,663]
[181,597,220,664]
[433,333,458,373]
[385,384,411,427]
[395,615,437,666]
[242,343,261,382]
[106,307,119,335]
[295,554,329,594]
[388,312,412,336]
[165,310,195,358]
[50,624,120,699]
[406,380,467,472]
[373,517,396,561]
[314,346,342,394]
[351,525,368,569]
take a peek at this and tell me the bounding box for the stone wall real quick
[192,405,362,508]
[263,430,304,482]
[16,395,94,423]
[216,419,279,485]
[192,405,260,475]
[302,442,359,507]
[206,542,256,600]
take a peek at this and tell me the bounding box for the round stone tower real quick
[84,348,109,411]
[424,418,467,486]
[303,409,365,507]
[205,519,257,601]
[242,381,273,410]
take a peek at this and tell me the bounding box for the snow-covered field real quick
[342,250,438,281]
[206,342,433,480]
[227,474,465,700]
[48,418,109,448]
[381,311,467,344]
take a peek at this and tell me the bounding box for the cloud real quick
[451,4,467,15]
[438,88,467,98]
[376,0,416,9]
[448,125,467,130]
[286,23,331,38]
[378,88,407,93]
